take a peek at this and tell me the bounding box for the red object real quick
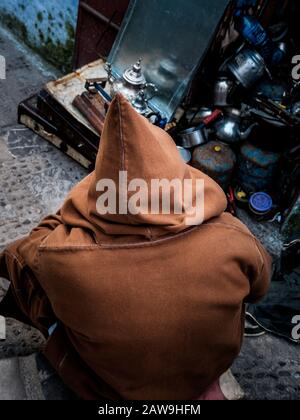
[203,109,223,126]
[227,186,237,216]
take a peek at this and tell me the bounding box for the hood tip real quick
[113,92,128,105]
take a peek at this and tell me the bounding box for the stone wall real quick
[0,0,79,72]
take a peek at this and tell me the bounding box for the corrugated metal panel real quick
[73,0,130,69]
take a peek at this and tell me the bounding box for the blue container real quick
[249,192,273,215]
[234,12,284,65]
[237,142,281,192]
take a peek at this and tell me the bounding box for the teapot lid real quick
[123,59,146,86]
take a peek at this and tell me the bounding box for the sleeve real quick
[0,213,62,333]
[0,212,63,279]
[245,237,273,304]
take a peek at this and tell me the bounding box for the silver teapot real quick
[105,59,158,104]
[214,108,258,144]
[227,48,267,89]
[131,90,150,116]
[213,77,236,107]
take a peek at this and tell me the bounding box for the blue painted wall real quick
[0,0,79,72]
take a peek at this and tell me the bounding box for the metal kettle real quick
[213,77,236,107]
[214,108,257,144]
[105,59,158,104]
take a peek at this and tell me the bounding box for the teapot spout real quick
[240,123,258,141]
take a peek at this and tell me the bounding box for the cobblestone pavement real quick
[0,25,299,400]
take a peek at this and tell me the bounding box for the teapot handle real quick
[144,83,158,101]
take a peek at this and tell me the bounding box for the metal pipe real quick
[79,2,120,32]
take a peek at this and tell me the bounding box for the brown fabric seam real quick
[117,95,126,172]
[36,220,259,251]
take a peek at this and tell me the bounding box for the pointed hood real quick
[61,94,227,240]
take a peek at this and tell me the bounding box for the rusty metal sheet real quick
[74,0,130,69]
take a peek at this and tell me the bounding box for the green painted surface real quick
[0,1,78,73]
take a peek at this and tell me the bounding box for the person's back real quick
[0,94,271,400]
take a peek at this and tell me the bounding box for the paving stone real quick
[0,26,57,128]
[0,318,45,359]
[0,126,87,251]
[0,358,26,400]
[232,334,300,400]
